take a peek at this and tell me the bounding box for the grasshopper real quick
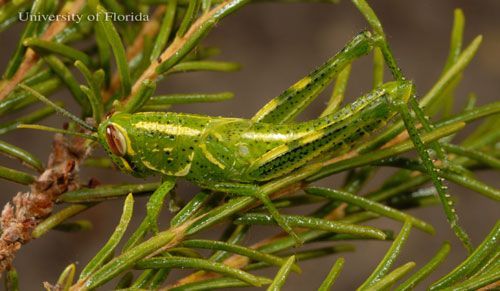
[21,31,413,243]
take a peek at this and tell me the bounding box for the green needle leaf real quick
[82,229,177,289]
[176,0,201,37]
[438,102,500,128]
[318,258,345,291]
[443,143,500,169]
[74,61,105,123]
[23,38,93,67]
[32,204,93,238]
[254,213,377,256]
[94,19,112,87]
[59,182,160,202]
[168,60,240,74]
[56,264,76,291]
[430,221,500,290]
[439,169,500,201]
[396,242,451,291]
[150,0,178,62]
[0,140,43,172]
[0,104,59,135]
[4,267,19,291]
[267,255,295,291]
[0,165,35,185]
[169,277,272,291]
[146,178,175,233]
[421,35,482,110]
[365,262,416,291]
[461,114,500,148]
[357,220,412,290]
[131,190,187,254]
[442,9,465,74]
[235,213,387,240]
[147,92,234,105]
[306,187,434,234]
[137,256,266,287]
[80,194,134,279]
[468,251,500,280]
[96,5,131,97]
[440,268,500,291]
[432,9,465,116]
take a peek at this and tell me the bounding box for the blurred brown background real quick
[0,0,499,290]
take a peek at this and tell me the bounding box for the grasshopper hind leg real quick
[252,31,375,125]
[205,182,303,245]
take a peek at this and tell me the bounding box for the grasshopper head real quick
[97,113,151,177]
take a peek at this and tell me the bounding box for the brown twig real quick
[0,135,91,272]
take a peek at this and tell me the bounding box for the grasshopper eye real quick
[106,124,127,156]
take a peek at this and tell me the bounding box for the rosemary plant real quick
[0,0,498,290]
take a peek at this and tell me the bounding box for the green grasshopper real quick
[20,31,413,243]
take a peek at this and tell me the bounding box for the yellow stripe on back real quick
[134,121,201,136]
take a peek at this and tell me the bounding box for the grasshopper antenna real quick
[18,124,98,141]
[17,84,97,132]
